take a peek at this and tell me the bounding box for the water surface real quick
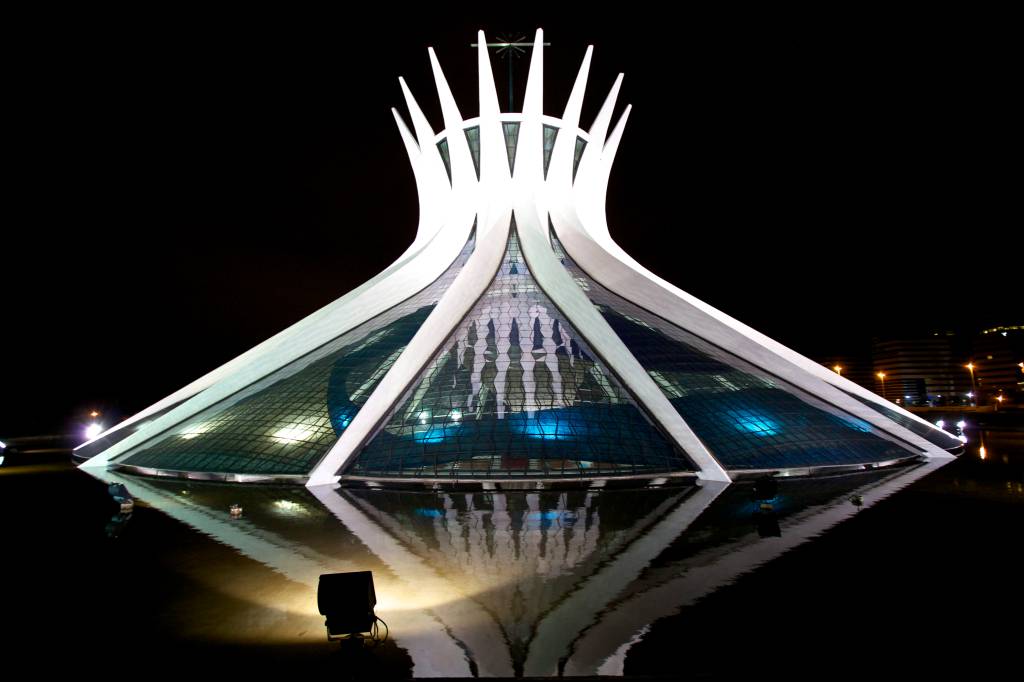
[2,427,1020,677]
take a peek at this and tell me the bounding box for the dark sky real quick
[4,8,1017,436]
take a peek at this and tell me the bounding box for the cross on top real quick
[471,34,551,110]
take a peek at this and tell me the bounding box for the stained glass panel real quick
[348,220,693,478]
[549,226,918,470]
[118,229,478,476]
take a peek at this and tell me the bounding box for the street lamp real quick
[833,365,842,376]
[876,372,887,401]
[965,362,977,406]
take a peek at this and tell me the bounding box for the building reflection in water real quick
[94,460,948,677]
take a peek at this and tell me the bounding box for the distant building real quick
[872,333,972,407]
[971,325,1024,404]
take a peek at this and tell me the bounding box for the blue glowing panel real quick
[118,229,477,477]
[347,220,694,478]
[549,226,918,471]
[732,411,779,437]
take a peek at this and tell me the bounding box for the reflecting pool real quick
[2,428,1021,677]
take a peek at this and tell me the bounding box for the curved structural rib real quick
[78,29,955,487]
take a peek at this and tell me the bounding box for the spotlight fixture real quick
[318,571,386,642]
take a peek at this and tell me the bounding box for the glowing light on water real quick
[272,500,308,516]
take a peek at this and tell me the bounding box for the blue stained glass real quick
[346,219,695,478]
[548,225,919,471]
[413,422,463,443]
[512,407,590,440]
[733,411,779,436]
[837,414,874,433]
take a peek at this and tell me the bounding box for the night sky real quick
[4,9,1016,437]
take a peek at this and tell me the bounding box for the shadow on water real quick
[1,426,1020,678]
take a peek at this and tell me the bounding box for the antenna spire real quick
[471,33,550,111]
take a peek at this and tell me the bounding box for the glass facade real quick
[464,126,481,179]
[347,219,694,479]
[502,122,520,175]
[73,398,192,462]
[549,227,918,470]
[573,137,587,182]
[117,228,478,477]
[841,389,963,451]
[436,139,452,184]
[542,125,559,178]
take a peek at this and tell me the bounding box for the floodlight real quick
[318,571,378,640]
